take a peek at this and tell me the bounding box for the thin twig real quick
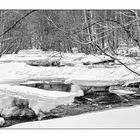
[94,43,140,76]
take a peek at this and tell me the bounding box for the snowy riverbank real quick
[9,105,140,128]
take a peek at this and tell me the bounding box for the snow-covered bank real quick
[0,62,140,87]
[0,62,87,84]
[65,64,139,86]
[9,105,140,128]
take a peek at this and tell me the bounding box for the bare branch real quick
[0,10,37,38]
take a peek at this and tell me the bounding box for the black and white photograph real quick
[1,8,140,129]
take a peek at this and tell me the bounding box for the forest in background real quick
[0,10,140,55]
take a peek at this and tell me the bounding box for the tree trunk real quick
[114,11,118,50]
[89,10,97,53]
[83,10,93,54]
[135,10,140,47]
[101,11,105,50]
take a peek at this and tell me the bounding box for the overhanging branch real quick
[0,10,37,38]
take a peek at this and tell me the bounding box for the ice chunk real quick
[0,85,83,115]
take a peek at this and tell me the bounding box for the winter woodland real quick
[0,10,140,128]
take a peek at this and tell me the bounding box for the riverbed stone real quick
[0,117,5,126]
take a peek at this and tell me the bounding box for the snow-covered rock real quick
[66,65,139,87]
[0,85,83,116]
